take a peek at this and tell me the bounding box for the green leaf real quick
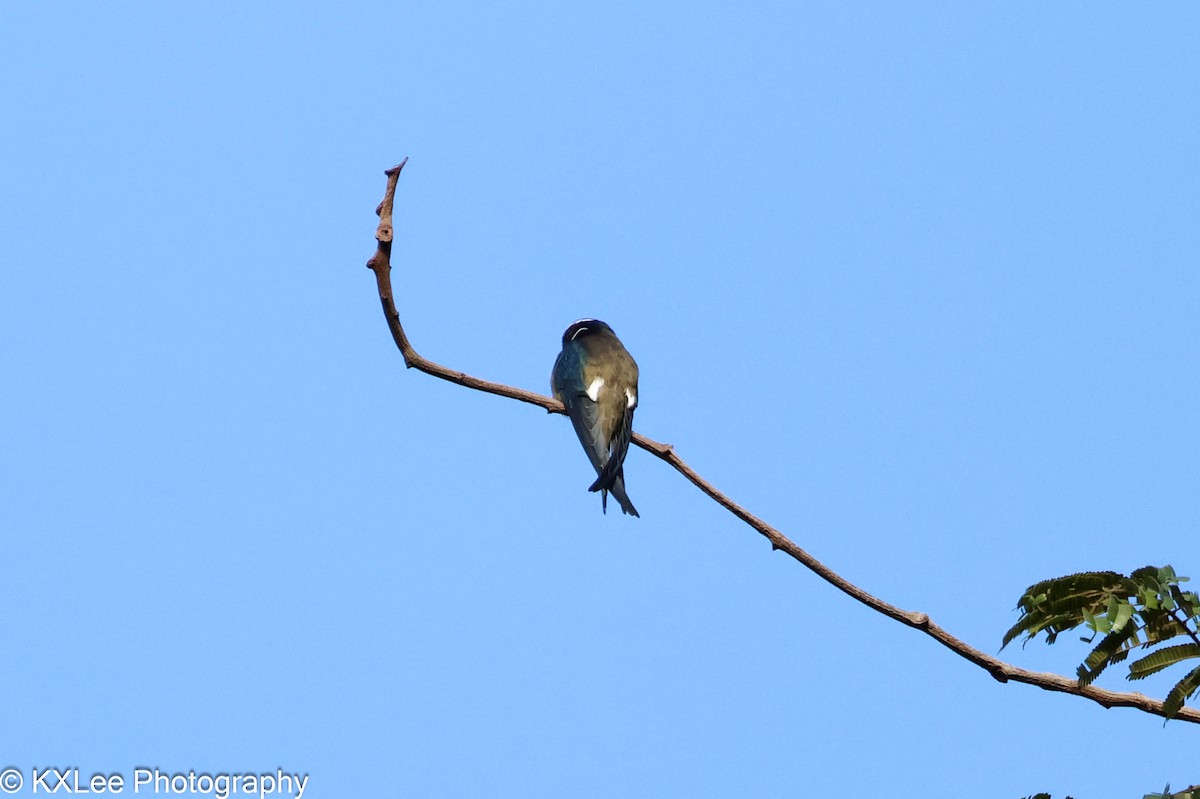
[1081,608,1097,632]
[1162,662,1200,719]
[1170,585,1197,618]
[1111,600,1134,633]
[1078,623,1141,687]
[1127,643,1200,681]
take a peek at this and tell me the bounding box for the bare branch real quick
[364,161,1200,725]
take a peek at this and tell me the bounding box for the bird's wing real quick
[564,392,608,474]
[553,346,609,474]
[588,402,634,494]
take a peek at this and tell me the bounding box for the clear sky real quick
[2,3,1197,797]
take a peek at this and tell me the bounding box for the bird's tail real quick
[593,469,639,517]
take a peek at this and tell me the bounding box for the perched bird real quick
[551,319,640,517]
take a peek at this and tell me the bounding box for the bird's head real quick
[561,318,614,346]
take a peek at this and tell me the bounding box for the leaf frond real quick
[1077,623,1141,687]
[1127,643,1200,681]
[1163,663,1200,720]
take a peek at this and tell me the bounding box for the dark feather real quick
[564,394,637,515]
[588,401,634,495]
[563,394,607,473]
[605,468,639,517]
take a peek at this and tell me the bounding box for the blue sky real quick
[2,3,1197,797]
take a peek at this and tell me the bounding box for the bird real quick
[551,319,640,517]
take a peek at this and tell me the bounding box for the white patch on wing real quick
[625,388,637,408]
[587,377,605,402]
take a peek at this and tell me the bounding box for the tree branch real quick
[364,160,1200,725]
